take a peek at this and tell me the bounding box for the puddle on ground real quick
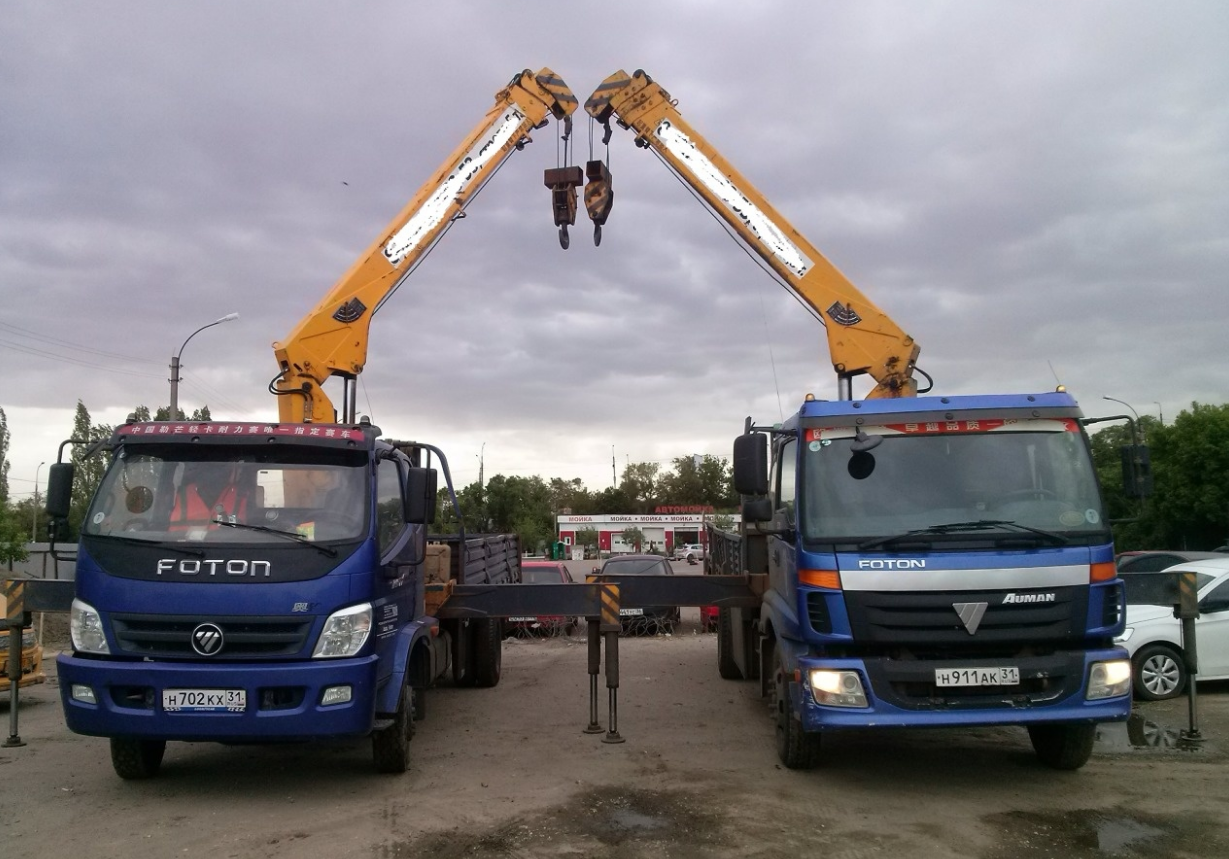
[1094,713,1212,754]
[983,808,1223,858]
[379,786,724,858]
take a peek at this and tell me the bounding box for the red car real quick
[507,561,578,636]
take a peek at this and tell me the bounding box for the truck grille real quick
[843,586,1086,650]
[110,613,313,659]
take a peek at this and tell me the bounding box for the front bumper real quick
[794,647,1131,731]
[57,653,379,741]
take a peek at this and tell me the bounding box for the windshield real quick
[84,445,369,544]
[522,565,568,583]
[600,558,671,575]
[800,419,1107,545]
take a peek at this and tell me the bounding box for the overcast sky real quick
[3,1,1227,505]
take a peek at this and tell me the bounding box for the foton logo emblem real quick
[1003,592,1055,604]
[157,559,272,577]
[858,559,926,569]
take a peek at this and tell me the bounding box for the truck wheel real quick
[772,647,821,769]
[372,683,415,774]
[1027,723,1095,771]
[716,608,742,680]
[1133,644,1187,701]
[110,738,166,780]
[472,617,503,688]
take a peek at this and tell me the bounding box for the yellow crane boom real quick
[584,69,919,399]
[272,68,577,423]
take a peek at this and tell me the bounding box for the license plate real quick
[163,688,247,713]
[509,617,536,622]
[619,608,644,616]
[935,667,1020,687]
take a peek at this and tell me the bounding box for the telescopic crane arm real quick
[584,69,920,399]
[272,68,578,424]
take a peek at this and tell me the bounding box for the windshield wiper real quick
[860,519,1069,551]
[213,520,338,557]
[92,533,205,557]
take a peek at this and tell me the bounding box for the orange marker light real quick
[799,569,842,590]
[1090,562,1117,582]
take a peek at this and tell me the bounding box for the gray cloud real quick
[3,0,1226,494]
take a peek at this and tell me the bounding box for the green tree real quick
[152,404,211,422]
[659,454,736,509]
[67,401,113,539]
[618,462,660,514]
[574,527,599,553]
[1090,404,1229,551]
[1148,403,1229,549]
[620,526,645,552]
[0,508,29,565]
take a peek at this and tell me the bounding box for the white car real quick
[1117,557,1229,700]
[673,543,705,562]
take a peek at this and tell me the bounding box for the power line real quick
[0,320,160,364]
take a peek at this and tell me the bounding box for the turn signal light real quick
[1090,562,1117,582]
[799,569,841,589]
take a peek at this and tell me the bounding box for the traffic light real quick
[1120,445,1153,498]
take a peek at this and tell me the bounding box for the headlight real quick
[70,599,110,654]
[312,603,372,658]
[1115,627,1134,643]
[808,669,868,708]
[1087,659,1132,700]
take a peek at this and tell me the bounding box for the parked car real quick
[507,561,578,636]
[1116,557,1229,700]
[593,554,680,634]
[673,543,705,563]
[1117,550,1226,574]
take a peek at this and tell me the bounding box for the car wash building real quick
[556,506,740,556]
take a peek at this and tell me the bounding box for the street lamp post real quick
[169,313,239,420]
[1103,396,1142,442]
[31,461,45,542]
[1154,402,1164,426]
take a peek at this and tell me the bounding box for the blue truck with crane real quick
[582,69,1134,770]
[44,68,578,778]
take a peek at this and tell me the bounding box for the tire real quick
[717,608,742,680]
[471,617,503,688]
[771,642,821,769]
[1028,723,1095,771]
[372,683,414,774]
[1133,644,1187,701]
[110,738,166,780]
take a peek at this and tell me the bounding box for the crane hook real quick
[559,225,571,250]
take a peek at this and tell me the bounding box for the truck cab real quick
[47,419,509,778]
[720,391,1133,769]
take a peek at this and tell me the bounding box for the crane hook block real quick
[584,160,613,247]
[545,165,584,249]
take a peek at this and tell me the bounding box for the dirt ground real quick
[5,600,1229,858]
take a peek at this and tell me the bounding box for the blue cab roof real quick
[795,390,1082,421]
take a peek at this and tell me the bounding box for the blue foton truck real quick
[46,420,517,778]
[707,390,1133,770]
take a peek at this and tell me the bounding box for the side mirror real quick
[45,462,75,520]
[733,433,768,495]
[404,467,438,525]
